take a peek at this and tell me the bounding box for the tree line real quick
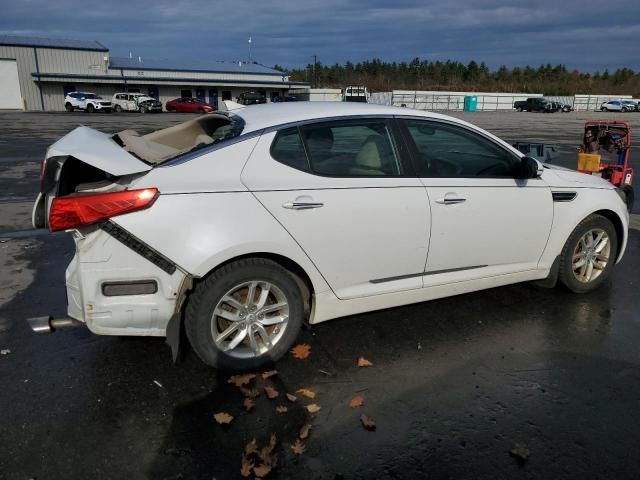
[273,59,640,96]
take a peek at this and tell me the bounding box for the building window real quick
[222,90,232,101]
[181,89,192,98]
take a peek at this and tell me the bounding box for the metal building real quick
[0,35,308,111]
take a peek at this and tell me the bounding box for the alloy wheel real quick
[211,280,290,358]
[572,228,611,283]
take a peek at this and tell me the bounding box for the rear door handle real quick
[435,197,466,205]
[282,201,324,210]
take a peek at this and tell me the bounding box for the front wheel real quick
[114,104,123,113]
[185,258,304,370]
[86,104,95,113]
[558,214,618,293]
[65,103,73,112]
[139,106,147,114]
[516,107,523,112]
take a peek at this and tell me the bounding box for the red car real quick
[165,97,216,113]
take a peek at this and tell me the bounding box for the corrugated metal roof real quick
[109,56,285,76]
[0,34,108,51]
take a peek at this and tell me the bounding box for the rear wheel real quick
[516,107,523,112]
[602,107,609,112]
[65,103,73,112]
[558,215,617,293]
[185,258,304,370]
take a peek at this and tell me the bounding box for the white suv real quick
[112,93,163,113]
[64,92,112,113]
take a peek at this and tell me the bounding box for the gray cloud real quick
[1,0,639,70]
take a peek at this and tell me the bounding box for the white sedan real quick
[31,102,629,370]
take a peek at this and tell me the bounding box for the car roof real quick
[233,102,461,134]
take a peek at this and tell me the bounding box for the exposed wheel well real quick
[194,253,315,321]
[593,209,625,260]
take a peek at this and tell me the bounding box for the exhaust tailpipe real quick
[27,316,82,334]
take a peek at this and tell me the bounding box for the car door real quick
[242,118,430,300]
[398,118,553,287]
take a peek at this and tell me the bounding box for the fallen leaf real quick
[228,373,256,387]
[261,370,278,379]
[213,412,234,425]
[240,387,259,398]
[290,343,311,359]
[243,398,255,412]
[275,405,288,413]
[257,434,278,472]
[253,464,272,478]
[240,453,254,477]
[349,395,364,408]
[510,443,531,462]
[264,384,279,399]
[291,439,306,455]
[360,414,376,431]
[245,439,258,455]
[296,388,316,399]
[286,393,298,402]
[299,423,312,439]
[305,403,321,414]
[357,356,373,367]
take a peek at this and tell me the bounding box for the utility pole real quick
[312,55,317,88]
[248,36,252,62]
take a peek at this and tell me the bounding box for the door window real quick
[403,120,517,178]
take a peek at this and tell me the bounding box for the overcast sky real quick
[1,0,639,72]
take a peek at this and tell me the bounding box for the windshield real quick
[84,93,100,99]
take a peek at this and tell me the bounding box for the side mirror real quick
[519,156,543,179]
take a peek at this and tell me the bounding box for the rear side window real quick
[270,120,402,177]
[270,127,310,171]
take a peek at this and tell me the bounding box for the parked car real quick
[553,101,573,112]
[64,92,112,113]
[272,95,298,103]
[601,100,635,112]
[112,93,163,113]
[513,97,555,112]
[238,91,267,105]
[30,103,629,370]
[620,100,639,112]
[166,97,216,113]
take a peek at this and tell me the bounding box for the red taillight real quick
[49,188,159,232]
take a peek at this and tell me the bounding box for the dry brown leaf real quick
[228,373,256,387]
[243,398,255,412]
[296,388,316,399]
[349,395,364,408]
[264,384,279,399]
[510,443,531,462]
[239,387,259,398]
[213,412,234,424]
[275,405,288,414]
[290,343,311,359]
[357,356,373,367]
[261,370,278,379]
[286,393,298,402]
[240,453,254,477]
[305,403,321,414]
[245,438,259,455]
[253,464,272,478]
[291,439,306,455]
[299,423,312,440]
[360,414,376,431]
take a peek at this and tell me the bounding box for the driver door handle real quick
[283,201,324,210]
[435,197,466,205]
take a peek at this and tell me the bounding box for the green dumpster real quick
[463,95,478,112]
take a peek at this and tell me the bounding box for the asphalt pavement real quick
[1,110,640,480]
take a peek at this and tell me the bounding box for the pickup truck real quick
[513,97,555,112]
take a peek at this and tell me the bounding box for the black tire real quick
[516,107,523,112]
[86,104,95,113]
[558,214,618,293]
[139,106,147,114]
[65,103,73,112]
[623,185,634,213]
[185,258,304,370]
[602,107,608,112]
[114,104,123,113]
